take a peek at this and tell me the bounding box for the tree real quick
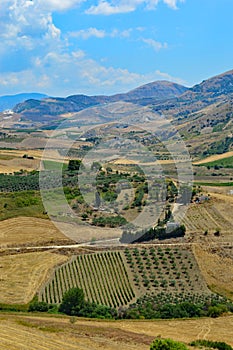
[59,287,85,315]
[150,338,189,350]
[68,159,82,172]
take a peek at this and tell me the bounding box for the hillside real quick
[0,93,47,112]
[12,81,188,123]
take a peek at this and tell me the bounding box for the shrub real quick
[28,301,49,312]
[150,338,189,350]
[190,340,233,350]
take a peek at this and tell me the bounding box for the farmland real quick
[0,217,71,247]
[0,313,233,350]
[0,251,68,304]
[39,246,213,308]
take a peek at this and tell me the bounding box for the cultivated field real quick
[182,192,233,237]
[193,245,233,300]
[0,314,233,350]
[0,149,69,173]
[39,246,211,307]
[0,217,71,247]
[0,251,68,304]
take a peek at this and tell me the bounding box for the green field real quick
[43,160,67,171]
[0,190,47,221]
[197,156,233,168]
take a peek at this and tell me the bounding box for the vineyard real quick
[39,246,212,308]
[39,251,135,308]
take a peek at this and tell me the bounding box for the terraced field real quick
[39,246,211,307]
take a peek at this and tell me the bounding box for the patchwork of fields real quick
[39,246,212,307]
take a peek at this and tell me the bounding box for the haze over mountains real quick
[1,70,233,138]
[0,93,47,112]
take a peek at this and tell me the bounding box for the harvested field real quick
[0,149,70,173]
[193,245,233,300]
[0,251,68,304]
[182,197,233,235]
[0,157,40,173]
[0,314,233,349]
[0,217,71,247]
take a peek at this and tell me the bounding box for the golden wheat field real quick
[0,251,68,304]
[193,245,233,300]
[0,314,233,350]
[182,192,233,237]
[0,217,71,247]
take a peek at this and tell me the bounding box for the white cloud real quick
[155,69,186,85]
[70,27,106,39]
[142,38,168,51]
[163,0,185,10]
[0,0,186,96]
[0,46,186,96]
[69,27,134,39]
[86,0,184,15]
[86,1,135,15]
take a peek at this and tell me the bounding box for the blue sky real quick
[0,0,232,96]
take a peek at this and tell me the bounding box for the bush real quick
[28,301,49,312]
[190,340,233,350]
[150,338,188,350]
[59,287,117,319]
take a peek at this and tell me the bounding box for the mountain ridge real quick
[0,93,48,112]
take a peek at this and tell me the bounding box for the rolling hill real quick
[0,93,47,112]
[12,81,188,122]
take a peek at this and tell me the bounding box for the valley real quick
[0,69,233,349]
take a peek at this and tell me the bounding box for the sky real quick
[0,0,233,97]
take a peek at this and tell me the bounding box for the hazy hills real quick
[12,81,188,122]
[1,70,233,158]
[10,70,233,127]
[0,93,47,112]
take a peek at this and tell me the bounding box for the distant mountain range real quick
[12,81,188,123]
[1,70,233,141]
[0,69,232,159]
[0,93,47,112]
[10,70,233,121]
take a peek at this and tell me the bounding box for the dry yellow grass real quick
[193,245,233,300]
[0,149,71,172]
[56,221,122,243]
[0,157,40,173]
[0,251,68,304]
[0,217,70,248]
[0,314,232,350]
